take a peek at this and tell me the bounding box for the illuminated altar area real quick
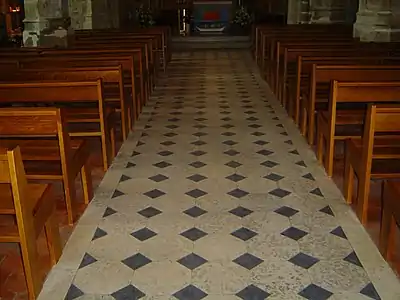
[192,0,232,34]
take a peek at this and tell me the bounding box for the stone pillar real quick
[310,0,332,23]
[287,0,351,24]
[287,0,311,24]
[69,0,93,29]
[23,0,72,47]
[354,0,400,41]
[69,0,119,30]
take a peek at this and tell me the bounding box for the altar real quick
[192,0,232,34]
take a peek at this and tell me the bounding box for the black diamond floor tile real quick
[257,149,274,156]
[103,207,117,218]
[225,161,242,168]
[221,131,236,136]
[112,189,125,199]
[79,253,97,269]
[184,206,207,218]
[190,150,207,157]
[226,173,246,182]
[131,228,157,241]
[281,227,308,241]
[228,188,249,198]
[264,173,284,182]
[344,251,363,268]
[153,161,172,168]
[143,189,166,199]
[173,284,208,300]
[254,140,269,146]
[233,253,264,270]
[92,228,107,241]
[224,149,240,156]
[148,174,169,182]
[180,227,208,241]
[111,284,146,300]
[310,188,324,197]
[119,174,131,183]
[64,284,84,300]
[186,189,208,198]
[122,253,152,270]
[223,140,238,146]
[138,207,162,218]
[274,206,299,217]
[289,252,319,269]
[177,253,208,270]
[298,284,333,300]
[269,188,291,198]
[158,150,174,156]
[319,205,334,216]
[360,283,381,300]
[187,174,208,182]
[229,206,254,218]
[236,284,270,299]
[231,227,258,241]
[189,161,207,168]
[191,140,207,146]
[261,160,279,168]
[330,226,347,239]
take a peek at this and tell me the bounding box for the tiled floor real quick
[38,50,400,300]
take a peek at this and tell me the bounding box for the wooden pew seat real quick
[381,180,400,260]
[0,108,94,225]
[0,146,61,299]
[343,105,400,224]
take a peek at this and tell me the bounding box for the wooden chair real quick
[344,104,400,224]
[380,180,400,261]
[0,107,93,225]
[316,81,400,177]
[0,146,61,300]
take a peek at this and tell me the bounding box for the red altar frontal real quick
[192,0,232,34]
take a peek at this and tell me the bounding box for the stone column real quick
[354,0,400,41]
[23,0,72,47]
[287,0,351,24]
[310,0,332,23]
[69,0,119,30]
[287,0,311,24]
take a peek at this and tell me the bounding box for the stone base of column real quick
[23,17,73,47]
[354,10,400,42]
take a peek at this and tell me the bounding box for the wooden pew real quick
[381,180,400,260]
[0,146,61,300]
[256,24,354,68]
[0,47,147,111]
[0,107,93,225]
[316,81,400,177]
[70,40,154,99]
[275,45,398,104]
[75,26,171,71]
[306,65,400,148]
[0,80,115,171]
[291,55,400,125]
[344,104,400,224]
[0,66,131,140]
[18,55,141,118]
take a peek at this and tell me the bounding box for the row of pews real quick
[254,24,400,269]
[0,26,171,299]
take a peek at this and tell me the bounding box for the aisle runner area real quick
[39,51,399,300]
